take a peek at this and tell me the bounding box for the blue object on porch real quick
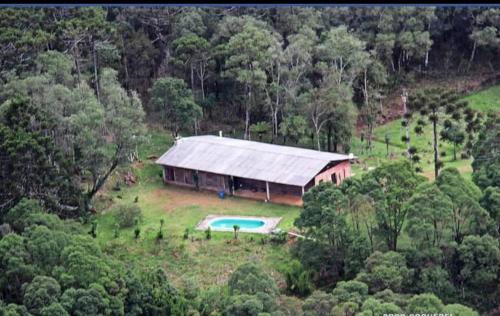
[218,191,225,199]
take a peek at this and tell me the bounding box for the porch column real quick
[301,186,305,196]
[162,167,166,183]
[172,168,176,182]
[231,176,235,194]
[266,181,270,201]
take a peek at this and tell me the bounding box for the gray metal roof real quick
[155,135,354,187]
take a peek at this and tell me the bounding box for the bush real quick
[284,260,312,296]
[270,231,287,244]
[205,227,211,240]
[89,220,97,238]
[113,205,142,228]
[156,219,165,240]
[113,180,121,191]
[134,226,141,239]
[183,228,190,240]
[260,236,269,245]
[113,223,120,238]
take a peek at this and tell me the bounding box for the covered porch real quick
[232,176,304,206]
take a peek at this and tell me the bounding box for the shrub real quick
[183,228,190,240]
[270,231,287,244]
[156,219,165,240]
[113,223,120,238]
[113,180,121,191]
[284,260,312,296]
[233,225,240,240]
[205,227,211,240]
[0,223,12,237]
[113,205,142,228]
[89,220,97,238]
[134,226,141,239]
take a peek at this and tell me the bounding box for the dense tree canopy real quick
[0,6,498,316]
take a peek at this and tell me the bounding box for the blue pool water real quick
[210,218,265,230]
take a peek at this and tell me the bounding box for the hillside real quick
[351,84,500,180]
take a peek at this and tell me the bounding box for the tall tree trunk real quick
[190,63,195,92]
[245,107,250,140]
[121,35,129,89]
[275,64,280,139]
[363,69,373,151]
[194,119,198,136]
[433,117,439,178]
[316,129,321,151]
[73,45,81,84]
[272,109,278,143]
[327,124,332,152]
[467,40,477,72]
[92,39,100,103]
[402,89,410,156]
[200,68,205,101]
[244,84,252,140]
[85,159,119,211]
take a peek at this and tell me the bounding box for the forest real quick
[0,5,499,316]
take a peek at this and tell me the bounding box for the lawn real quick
[349,116,473,181]
[349,84,500,180]
[92,84,498,289]
[93,128,300,289]
[464,84,500,113]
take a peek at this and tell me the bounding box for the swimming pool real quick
[197,215,281,234]
[210,218,265,230]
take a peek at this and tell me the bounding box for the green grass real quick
[464,85,500,113]
[92,84,498,290]
[93,128,299,288]
[351,85,499,179]
[351,116,472,180]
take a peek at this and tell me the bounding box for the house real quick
[155,135,356,206]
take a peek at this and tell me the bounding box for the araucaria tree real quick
[409,88,468,178]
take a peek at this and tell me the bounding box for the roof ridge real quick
[186,135,350,162]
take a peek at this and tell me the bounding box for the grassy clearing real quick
[350,84,500,179]
[351,116,472,180]
[92,85,498,290]
[94,129,299,289]
[464,84,500,113]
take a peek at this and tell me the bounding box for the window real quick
[165,167,174,181]
[331,173,337,184]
